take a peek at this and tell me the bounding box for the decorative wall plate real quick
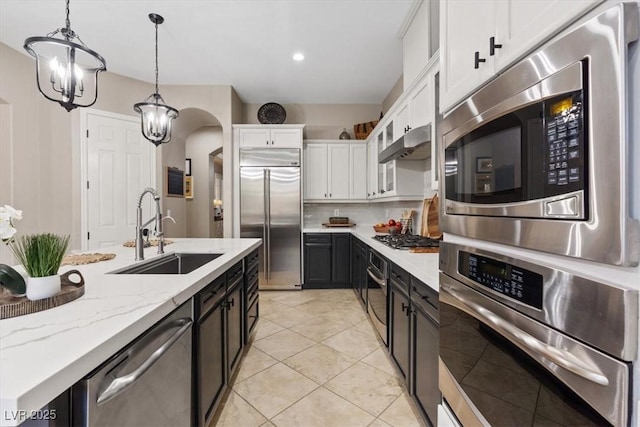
[257,103,286,124]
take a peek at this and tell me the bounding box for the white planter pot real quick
[26,275,61,301]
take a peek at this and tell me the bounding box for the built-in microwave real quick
[439,3,639,267]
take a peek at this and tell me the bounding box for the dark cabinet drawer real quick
[389,263,410,293]
[305,233,332,244]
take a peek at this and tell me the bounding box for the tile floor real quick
[213,289,426,427]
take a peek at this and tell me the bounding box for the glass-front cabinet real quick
[377,132,385,196]
[385,121,395,194]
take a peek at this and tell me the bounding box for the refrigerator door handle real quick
[264,168,271,281]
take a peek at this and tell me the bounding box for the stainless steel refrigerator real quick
[240,148,301,290]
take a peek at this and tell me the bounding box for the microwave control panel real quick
[545,92,584,188]
[458,251,543,310]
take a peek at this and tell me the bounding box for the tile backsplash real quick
[304,201,425,234]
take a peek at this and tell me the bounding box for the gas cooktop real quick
[373,234,441,250]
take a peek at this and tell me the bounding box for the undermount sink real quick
[110,253,223,275]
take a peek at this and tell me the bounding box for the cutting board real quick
[420,195,442,239]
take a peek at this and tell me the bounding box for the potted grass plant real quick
[10,233,70,300]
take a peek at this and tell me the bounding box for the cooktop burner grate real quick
[373,234,441,250]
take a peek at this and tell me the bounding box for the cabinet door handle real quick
[271,140,275,145]
[329,193,332,198]
[380,189,385,194]
[489,36,502,56]
[474,51,486,69]
[266,140,269,145]
[324,193,327,198]
[401,302,409,313]
[407,125,411,132]
[228,298,235,308]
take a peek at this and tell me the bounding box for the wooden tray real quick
[122,239,174,247]
[322,223,357,227]
[62,253,115,266]
[409,247,440,254]
[0,270,85,319]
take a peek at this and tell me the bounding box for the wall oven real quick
[438,242,638,426]
[440,3,639,266]
[367,249,388,346]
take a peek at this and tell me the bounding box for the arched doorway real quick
[163,108,224,238]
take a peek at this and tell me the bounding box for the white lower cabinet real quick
[303,141,367,202]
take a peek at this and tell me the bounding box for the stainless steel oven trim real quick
[439,358,490,427]
[439,3,640,266]
[439,272,630,427]
[439,242,639,361]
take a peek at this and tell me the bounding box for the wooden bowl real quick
[373,225,389,233]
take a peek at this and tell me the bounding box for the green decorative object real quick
[0,264,26,295]
[10,233,70,278]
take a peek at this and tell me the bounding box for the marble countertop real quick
[304,225,439,292]
[0,238,260,427]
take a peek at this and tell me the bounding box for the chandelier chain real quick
[65,0,71,31]
[154,20,159,95]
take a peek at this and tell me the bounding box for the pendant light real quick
[23,0,107,111]
[134,13,179,146]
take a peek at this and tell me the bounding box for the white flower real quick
[0,205,22,244]
[0,221,17,242]
[0,205,23,221]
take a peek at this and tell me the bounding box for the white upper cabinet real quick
[303,141,367,202]
[350,144,368,200]
[328,144,350,200]
[303,144,328,200]
[440,0,496,114]
[368,139,378,199]
[495,1,601,71]
[440,0,602,113]
[235,125,303,148]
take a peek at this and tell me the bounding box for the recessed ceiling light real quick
[293,52,305,62]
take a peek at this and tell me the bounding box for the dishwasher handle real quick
[96,317,193,406]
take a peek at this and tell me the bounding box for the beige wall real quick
[185,127,223,238]
[382,76,404,115]
[242,103,382,140]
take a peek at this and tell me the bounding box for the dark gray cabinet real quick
[195,276,226,427]
[226,262,244,379]
[351,237,368,309]
[244,249,259,343]
[195,258,250,427]
[410,277,439,427]
[303,233,351,288]
[389,263,411,381]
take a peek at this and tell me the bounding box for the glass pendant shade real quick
[134,94,179,146]
[135,13,178,146]
[23,2,106,111]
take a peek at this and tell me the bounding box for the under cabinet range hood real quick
[379,124,432,163]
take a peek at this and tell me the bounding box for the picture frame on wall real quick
[166,167,184,198]
[185,176,193,199]
[476,157,493,173]
[185,158,192,176]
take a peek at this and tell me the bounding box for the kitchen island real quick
[0,238,261,427]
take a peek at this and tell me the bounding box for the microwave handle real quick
[440,281,609,387]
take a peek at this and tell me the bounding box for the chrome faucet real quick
[135,187,164,261]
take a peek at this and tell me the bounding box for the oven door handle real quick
[367,267,386,288]
[441,284,610,387]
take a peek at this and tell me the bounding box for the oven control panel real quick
[458,251,543,309]
[545,92,584,188]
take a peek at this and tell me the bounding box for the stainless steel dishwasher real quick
[72,302,193,427]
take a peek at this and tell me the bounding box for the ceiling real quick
[0,0,416,104]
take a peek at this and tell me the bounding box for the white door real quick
[86,112,156,249]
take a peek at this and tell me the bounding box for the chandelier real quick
[23,0,107,111]
[134,13,179,146]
